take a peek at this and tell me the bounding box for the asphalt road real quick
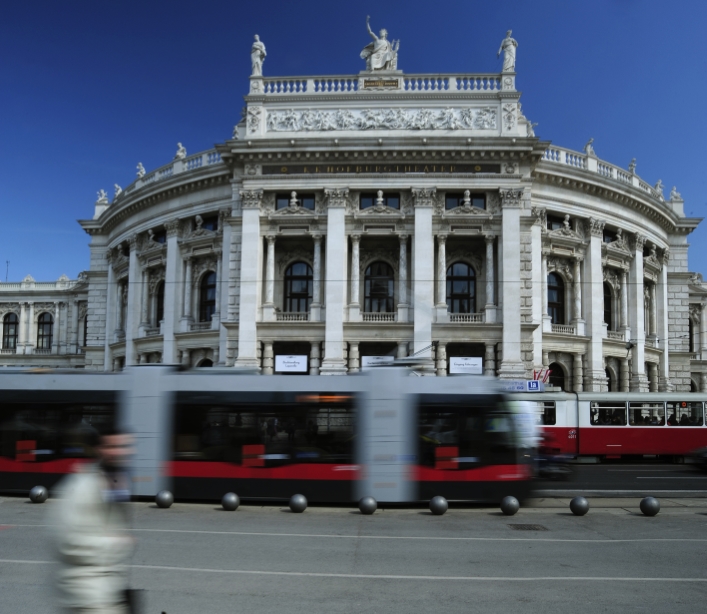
[534,461,707,496]
[2,494,707,614]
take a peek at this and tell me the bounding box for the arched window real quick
[605,368,614,392]
[284,262,313,313]
[197,359,213,368]
[198,272,217,322]
[364,262,394,312]
[547,273,565,325]
[155,280,165,325]
[37,313,53,350]
[603,283,613,330]
[548,362,566,391]
[2,313,18,350]
[82,314,88,348]
[689,318,695,353]
[446,262,476,314]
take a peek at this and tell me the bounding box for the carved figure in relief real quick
[175,143,187,159]
[497,30,518,72]
[361,16,399,71]
[136,162,146,178]
[96,189,108,204]
[251,35,267,77]
[670,186,681,201]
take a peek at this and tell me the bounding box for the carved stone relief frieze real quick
[603,269,621,291]
[241,189,264,210]
[0,303,20,316]
[33,302,57,318]
[359,247,399,273]
[502,103,516,131]
[546,256,574,282]
[446,248,483,274]
[277,249,314,275]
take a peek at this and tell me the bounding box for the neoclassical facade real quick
[2,30,707,392]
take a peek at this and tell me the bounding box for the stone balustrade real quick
[607,330,625,341]
[551,324,576,335]
[449,313,485,323]
[362,312,396,322]
[276,312,309,322]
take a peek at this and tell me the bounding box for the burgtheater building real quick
[1,27,707,393]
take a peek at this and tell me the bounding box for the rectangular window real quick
[276,194,290,210]
[151,230,166,244]
[603,229,617,244]
[276,193,315,210]
[666,401,704,426]
[445,192,486,210]
[533,401,556,426]
[360,192,400,210]
[200,215,218,231]
[628,402,665,426]
[547,215,565,231]
[590,402,627,426]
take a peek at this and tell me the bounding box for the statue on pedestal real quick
[361,16,399,71]
[174,143,187,160]
[497,30,518,72]
[251,35,267,77]
[96,189,108,204]
[136,162,145,178]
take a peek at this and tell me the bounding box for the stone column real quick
[218,208,233,365]
[162,220,181,364]
[262,235,276,322]
[262,342,274,375]
[236,190,263,369]
[541,251,552,333]
[320,189,349,374]
[648,362,658,392]
[629,234,648,391]
[485,235,496,323]
[542,350,550,367]
[498,189,526,379]
[573,353,584,392]
[124,235,141,365]
[139,270,149,333]
[412,188,436,372]
[104,262,115,369]
[701,372,707,393]
[181,257,193,331]
[620,357,630,392]
[308,342,320,375]
[72,299,80,354]
[657,254,672,391]
[17,302,27,352]
[436,234,448,322]
[27,302,35,351]
[484,343,496,376]
[701,302,707,357]
[572,257,585,335]
[585,218,606,390]
[649,283,657,337]
[213,250,222,327]
[435,343,447,376]
[349,234,361,321]
[397,234,408,322]
[311,234,322,321]
[53,302,62,354]
[348,342,360,373]
[396,341,408,359]
[620,269,630,335]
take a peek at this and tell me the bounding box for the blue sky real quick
[2,0,706,282]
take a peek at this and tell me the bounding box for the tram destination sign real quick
[263,163,501,175]
[500,380,546,392]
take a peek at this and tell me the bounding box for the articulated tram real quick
[514,391,707,459]
[0,367,534,503]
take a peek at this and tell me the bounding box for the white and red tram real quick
[514,392,707,459]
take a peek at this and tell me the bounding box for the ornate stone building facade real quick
[1,29,706,392]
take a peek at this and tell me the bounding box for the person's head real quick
[379,29,388,39]
[95,424,134,472]
[506,30,512,37]
[254,34,260,42]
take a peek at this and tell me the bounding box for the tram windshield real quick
[666,401,704,426]
[629,402,665,426]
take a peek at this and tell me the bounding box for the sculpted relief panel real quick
[265,107,497,133]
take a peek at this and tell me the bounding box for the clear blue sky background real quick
[2,0,706,282]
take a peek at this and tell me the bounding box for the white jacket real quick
[51,465,135,609]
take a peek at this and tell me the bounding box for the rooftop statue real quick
[670,186,681,201]
[360,16,399,71]
[96,189,108,204]
[251,34,267,77]
[497,30,517,72]
[113,184,122,200]
[174,143,187,160]
[584,138,595,156]
[628,158,637,174]
[136,162,146,178]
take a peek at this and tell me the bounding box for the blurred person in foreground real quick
[51,425,136,613]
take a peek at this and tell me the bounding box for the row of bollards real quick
[27,485,661,517]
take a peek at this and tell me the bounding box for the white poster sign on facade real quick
[361,355,395,370]
[275,355,308,373]
[449,356,483,375]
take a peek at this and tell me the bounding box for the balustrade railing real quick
[190,322,213,331]
[0,348,16,354]
[607,330,625,341]
[33,348,52,355]
[449,313,485,323]
[551,324,575,335]
[276,312,309,322]
[362,312,396,322]
[689,352,700,360]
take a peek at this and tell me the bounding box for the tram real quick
[0,366,534,503]
[513,391,707,459]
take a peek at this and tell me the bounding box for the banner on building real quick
[361,355,395,370]
[449,356,483,375]
[275,355,308,373]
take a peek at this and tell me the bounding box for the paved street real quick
[2,493,707,614]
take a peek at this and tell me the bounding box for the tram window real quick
[590,402,627,426]
[534,401,556,426]
[628,402,665,426]
[417,395,516,468]
[173,395,355,465]
[666,402,704,426]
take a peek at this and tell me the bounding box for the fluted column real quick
[72,299,80,354]
[436,234,447,308]
[572,257,585,335]
[262,235,276,322]
[218,207,233,365]
[162,219,181,364]
[27,302,35,352]
[349,234,361,321]
[573,353,584,392]
[648,362,658,392]
[124,235,141,365]
[18,302,27,351]
[629,234,648,391]
[620,269,629,334]
[620,357,630,392]
[649,283,657,337]
[213,250,222,327]
[541,251,551,332]
[585,218,607,390]
[397,234,408,322]
[485,235,496,323]
[182,257,193,327]
[53,302,62,354]
[139,270,149,331]
[311,234,322,321]
[701,303,707,357]
[104,262,115,369]
[484,343,496,376]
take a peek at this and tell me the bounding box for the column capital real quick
[398,233,409,243]
[265,234,277,244]
[588,217,606,237]
[437,233,448,245]
[411,187,437,207]
[311,232,323,243]
[484,234,496,244]
[632,233,647,252]
[241,189,264,209]
[350,233,361,243]
[128,234,139,251]
[165,219,181,238]
[324,188,350,208]
[499,188,523,209]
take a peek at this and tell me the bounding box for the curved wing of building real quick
[1,33,706,394]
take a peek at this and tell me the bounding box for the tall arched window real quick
[284,262,313,313]
[2,313,18,350]
[689,318,695,353]
[605,368,614,392]
[548,362,566,391]
[547,273,565,325]
[364,262,394,312]
[155,280,165,325]
[198,272,217,322]
[603,282,613,330]
[82,314,88,348]
[446,262,476,314]
[37,313,53,350]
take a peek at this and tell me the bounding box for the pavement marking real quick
[0,559,706,582]
[608,469,677,472]
[636,477,707,479]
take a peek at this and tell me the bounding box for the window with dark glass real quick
[666,401,704,426]
[360,192,400,210]
[198,272,217,322]
[445,192,485,210]
[590,402,627,425]
[364,262,394,312]
[151,229,166,244]
[603,228,617,244]
[155,280,165,325]
[547,273,565,324]
[689,318,695,352]
[37,313,53,349]
[547,215,565,231]
[2,313,18,350]
[629,402,665,426]
[200,215,218,231]
[83,314,88,347]
[446,262,476,314]
[284,262,313,312]
[603,282,613,330]
[548,362,566,392]
[276,193,315,210]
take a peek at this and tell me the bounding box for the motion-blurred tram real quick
[514,391,707,459]
[0,367,534,503]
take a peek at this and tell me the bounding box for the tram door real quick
[356,368,417,502]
